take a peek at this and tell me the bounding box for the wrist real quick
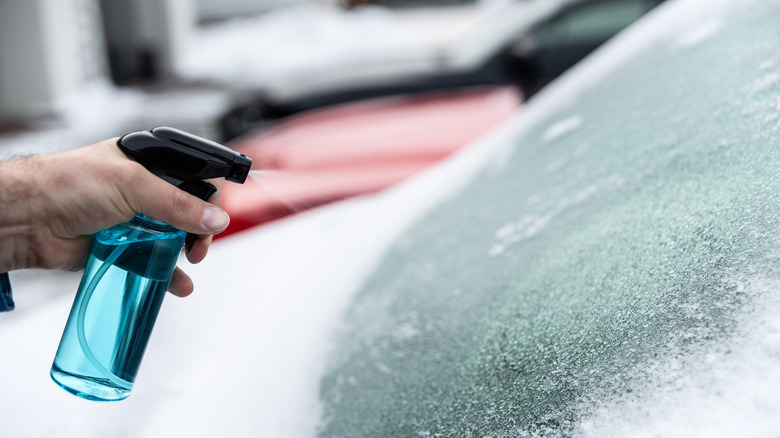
[0,157,42,271]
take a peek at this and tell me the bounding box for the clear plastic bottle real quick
[50,214,185,402]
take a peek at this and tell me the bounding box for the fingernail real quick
[202,207,230,231]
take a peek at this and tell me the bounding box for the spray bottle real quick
[0,273,13,312]
[50,127,251,402]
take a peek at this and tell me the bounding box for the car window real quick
[319,0,780,436]
[538,0,651,46]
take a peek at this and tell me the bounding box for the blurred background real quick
[0,0,663,145]
[0,0,665,322]
[0,0,663,235]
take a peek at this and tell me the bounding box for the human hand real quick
[0,138,230,297]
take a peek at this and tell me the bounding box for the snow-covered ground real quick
[0,4,516,435]
[0,169,474,437]
[0,74,506,437]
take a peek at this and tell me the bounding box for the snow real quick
[488,178,619,257]
[0,70,516,437]
[500,0,735,147]
[673,19,724,49]
[0,81,230,160]
[499,0,780,435]
[540,114,584,144]
[0,83,139,158]
[0,5,529,433]
[574,278,780,438]
[177,0,562,103]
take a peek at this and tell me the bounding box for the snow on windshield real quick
[317,0,780,436]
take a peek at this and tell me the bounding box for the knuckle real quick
[123,161,148,185]
[109,159,143,190]
[112,162,148,211]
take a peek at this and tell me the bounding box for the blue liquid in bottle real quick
[51,215,185,402]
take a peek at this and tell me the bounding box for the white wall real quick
[133,0,196,79]
[195,0,307,23]
[0,0,105,124]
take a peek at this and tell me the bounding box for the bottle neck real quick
[132,214,179,233]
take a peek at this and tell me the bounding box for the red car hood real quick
[219,86,521,237]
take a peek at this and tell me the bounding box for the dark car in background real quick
[213,0,665,235]
[508,0,666,95]
[216,0,665,140]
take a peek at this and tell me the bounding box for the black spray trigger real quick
[178,180,218,253]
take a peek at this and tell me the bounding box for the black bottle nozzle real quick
[117,126,252,187]
[117,127,252,251]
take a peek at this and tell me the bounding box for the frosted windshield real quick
[319,0,780,436]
